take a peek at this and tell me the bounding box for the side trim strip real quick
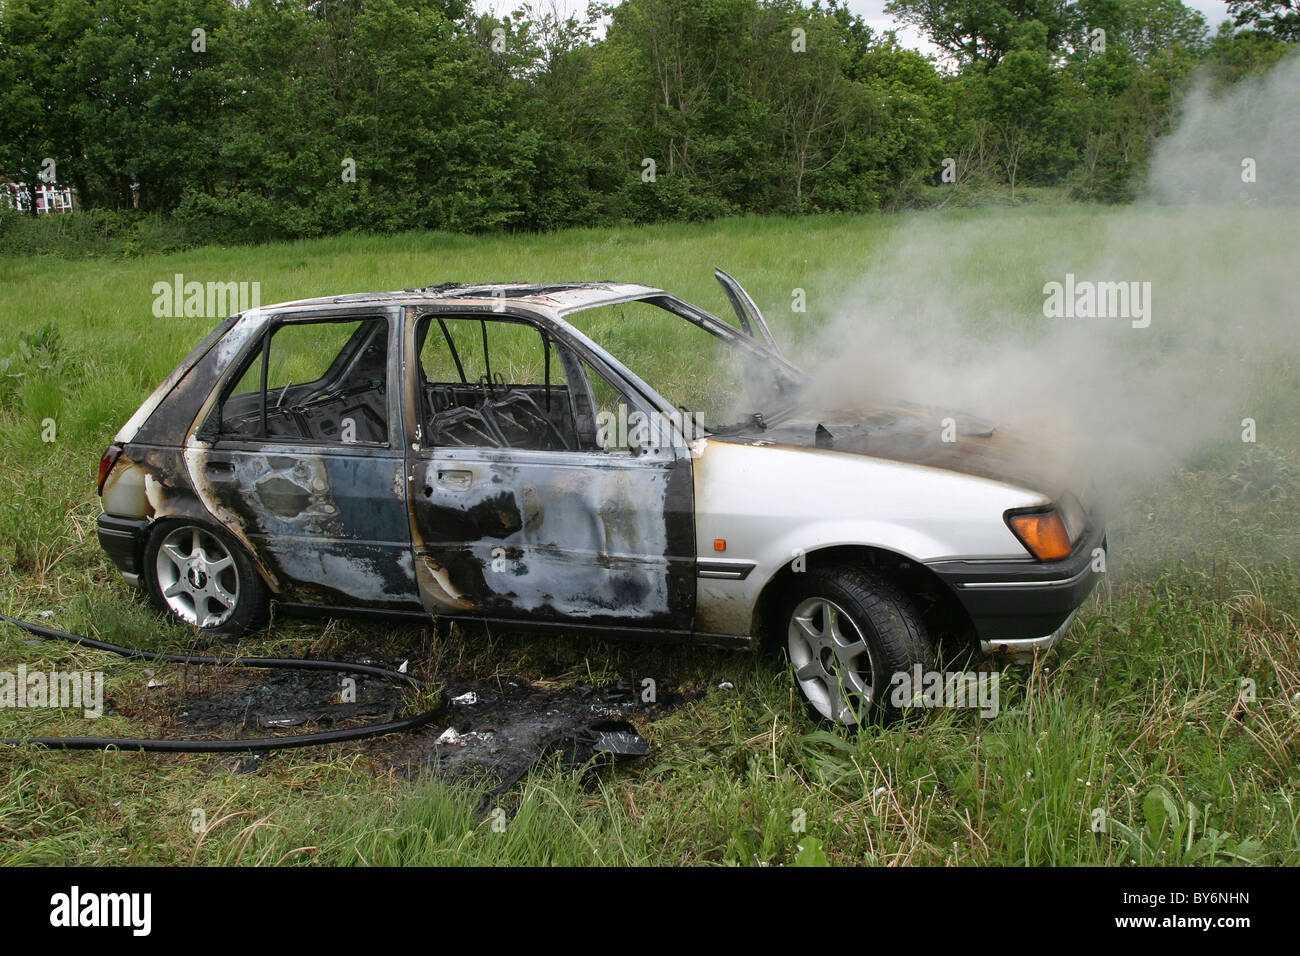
[697,559,756,581]
[958,564,1096,590]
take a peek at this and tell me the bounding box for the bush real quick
[0,206,197,258]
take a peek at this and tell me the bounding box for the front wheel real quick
[783,565,935,725]
[144,520,269,639]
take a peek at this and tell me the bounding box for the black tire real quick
[781,564,935,725]
[143,518,270,640]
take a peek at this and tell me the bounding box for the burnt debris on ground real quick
[171,662,688,803]
[173,665,400,733]
[387,677,685,811]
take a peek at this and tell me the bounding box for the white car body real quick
[97,272,1105,721]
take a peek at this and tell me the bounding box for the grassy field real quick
[0,207,1297,866]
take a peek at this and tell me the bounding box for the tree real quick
[0,0,58,213]
[976,21,1071,197]
[1227,0,1300,41]
[843,34,951,206]
[1114,0,1209,60]
[1206,19,1293,84]
[884,0,1080,69]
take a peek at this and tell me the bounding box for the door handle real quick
[204,460,235,478]
[437,469,472,490]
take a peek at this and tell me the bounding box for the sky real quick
[480,0,1238,58]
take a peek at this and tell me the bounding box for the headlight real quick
[1005,507,1073,561]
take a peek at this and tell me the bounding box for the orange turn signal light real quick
[713,539,727,552]
[1006,510,1072,561]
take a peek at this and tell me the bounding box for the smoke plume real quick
[802,53,1300,526]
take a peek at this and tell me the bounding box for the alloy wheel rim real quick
[154,526,239,628]
[787,596,878,724]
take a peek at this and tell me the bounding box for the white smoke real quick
[801,52,1300,516]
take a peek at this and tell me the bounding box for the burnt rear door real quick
[196,308,420,611]
[404,309,695,629]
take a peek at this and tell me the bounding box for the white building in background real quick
[2,180,77,214]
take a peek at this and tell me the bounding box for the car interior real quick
[217,317,390,444]
[214,312,631,453]
[416,314,607,452]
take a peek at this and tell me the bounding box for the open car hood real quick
[715,268,783,356]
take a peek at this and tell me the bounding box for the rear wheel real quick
[783,565,935,725]
[144,520,268,639]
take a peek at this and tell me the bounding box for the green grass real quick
[1,207,1298,866]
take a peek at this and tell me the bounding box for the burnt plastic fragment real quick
[572,720,650,757]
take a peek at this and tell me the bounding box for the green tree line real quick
[0,0,1293,242]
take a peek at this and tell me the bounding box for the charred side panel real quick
[410,448,694,627]
[424,488,524,540]
[101,445,216,525]
[98,443,253,591]
[193,446,419,610]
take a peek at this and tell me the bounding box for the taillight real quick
[97,444,123,495]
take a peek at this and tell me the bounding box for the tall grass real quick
[0,207,1296,865]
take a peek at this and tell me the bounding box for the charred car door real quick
[404,308,695,630]
[195,308,420,611]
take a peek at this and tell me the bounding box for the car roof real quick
[261,281,664,316]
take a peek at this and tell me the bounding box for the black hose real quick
[0,612,442,753]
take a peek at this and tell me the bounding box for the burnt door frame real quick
[401,304,696,630]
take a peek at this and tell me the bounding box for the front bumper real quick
[926,521,1106,661]
[96,513,150,588]
[978,610,1077,662]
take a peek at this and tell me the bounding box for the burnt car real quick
[96,271,1105,724]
